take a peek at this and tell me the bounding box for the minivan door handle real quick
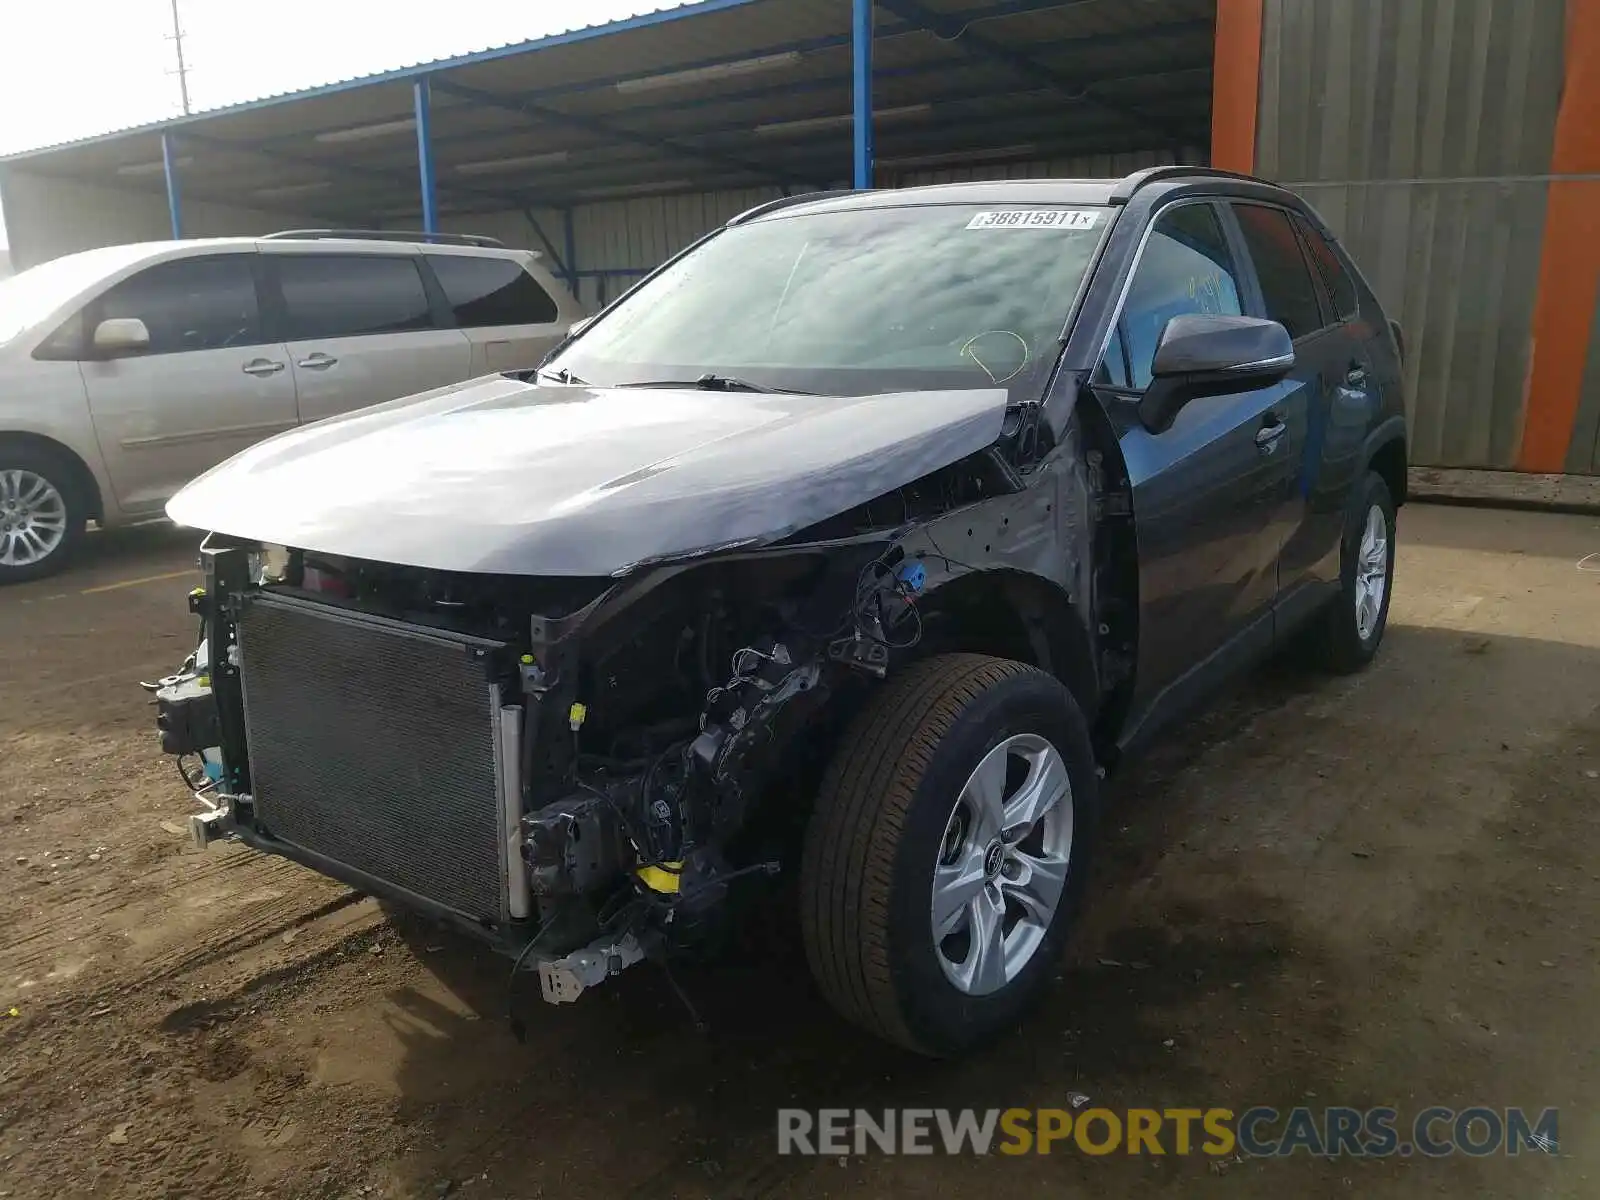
[296,352,338,370]
[242,358,285,377]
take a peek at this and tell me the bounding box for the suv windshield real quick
[546,203,1110,398]
[0,243,156,345]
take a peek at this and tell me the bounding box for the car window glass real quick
[548,204,1108,398]
[1232,205,1324,340]
[429,256,559,327]
[1108,203,1243,390]
[1095,322,1132,387]
[277,255,434,340]
[1293,214,1358,321]
[93,255,262,356]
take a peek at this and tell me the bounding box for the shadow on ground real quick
[339,620,1597,1198]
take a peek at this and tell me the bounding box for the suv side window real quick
[1097,202,1243,390]
[429,256,559,326]
[276,255,435,341]
[1231,204,1325,340]
[1292,214,1359,322]
[90,255,263,356]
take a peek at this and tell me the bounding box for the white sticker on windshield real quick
[966,209,1100,230]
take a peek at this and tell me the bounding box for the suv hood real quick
[166,374,1010,575]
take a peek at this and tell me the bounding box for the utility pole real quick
[166,0,192,115]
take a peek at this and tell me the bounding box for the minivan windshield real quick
[0,243,156,345]
[545,203,1111,399]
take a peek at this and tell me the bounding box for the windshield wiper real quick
[536,366,588,385]
[617,373,811,395]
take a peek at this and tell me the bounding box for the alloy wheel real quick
[1355,502,1388,641]
[931,732,1073,996]
[0,470,69,568]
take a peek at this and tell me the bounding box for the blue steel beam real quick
[520,208,571,280]
[576,61,1212,153]
[853,0,874,189]
[161,133,183,239]
[178,129,551,214]
[414,77,439,234]
[562,208,579,295]
[229,0,1128,152]
[431,78,805,188]
[0,0,771,166]
[301,24,1211,177]
[875,0,1191,144]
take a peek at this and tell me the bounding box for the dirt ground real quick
[1,503,1596,1199]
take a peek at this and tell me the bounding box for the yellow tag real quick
[568,702,587,728]
[637,863,684,894]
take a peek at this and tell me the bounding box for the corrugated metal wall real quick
[1573,297,1600,473]
[1257,0,1568,470]
[0,170,323,271]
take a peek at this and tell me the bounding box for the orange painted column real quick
[1211,0,1265,173]
[1517,0,1600,472]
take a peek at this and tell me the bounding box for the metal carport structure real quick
[0,0,1218,304]
[5,0,1595,476]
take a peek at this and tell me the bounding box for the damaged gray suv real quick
[153,168,1408,1056]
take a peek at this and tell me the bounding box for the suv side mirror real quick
[93,317,151,357]
[1138,314,1294,434]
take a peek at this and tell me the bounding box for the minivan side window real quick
[429,256,559,327]
[276,255,434,341]
[1097,202,1243,390]
[91,255,263,356]
[1231,204,1324,340]
[1293,214,1359,322]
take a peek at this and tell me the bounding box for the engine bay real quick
[156,527,934,1015]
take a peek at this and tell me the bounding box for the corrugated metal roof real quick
[0,0,736,161]
[1,0,1216,223]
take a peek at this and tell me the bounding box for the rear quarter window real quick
[1293,215,1359,322]
[429,256,559,327]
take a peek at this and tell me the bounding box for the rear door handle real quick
[296,352,338,370]
[242,358,285,377]
[1255,417,1287,453]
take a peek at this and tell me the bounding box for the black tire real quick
[800,653,1098,1056]
[1307,470,1396,673]
[0,443,88,584]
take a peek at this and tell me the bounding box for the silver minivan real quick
[0,231,584,581]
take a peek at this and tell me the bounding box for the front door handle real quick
[1255,418,1287,454]
[296,352,338,370]
[242,358,285,377]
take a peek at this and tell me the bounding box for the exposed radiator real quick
[235,592,515,925]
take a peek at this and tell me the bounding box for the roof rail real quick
[1108,166,1267,203]
[261,229,507,248]
[726,190,856,226]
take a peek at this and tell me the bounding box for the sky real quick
[0,0,692,247]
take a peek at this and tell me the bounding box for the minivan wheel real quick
[0,447,87,584]
[800,654,1097,1056]
[1308,470,1396,673]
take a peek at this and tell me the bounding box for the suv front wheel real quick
[800,654,1098,1056]
[0,444,87,584]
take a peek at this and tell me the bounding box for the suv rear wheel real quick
[1307,469,1396,672]
[0,445,87,584]
[800,654,1097,1056]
